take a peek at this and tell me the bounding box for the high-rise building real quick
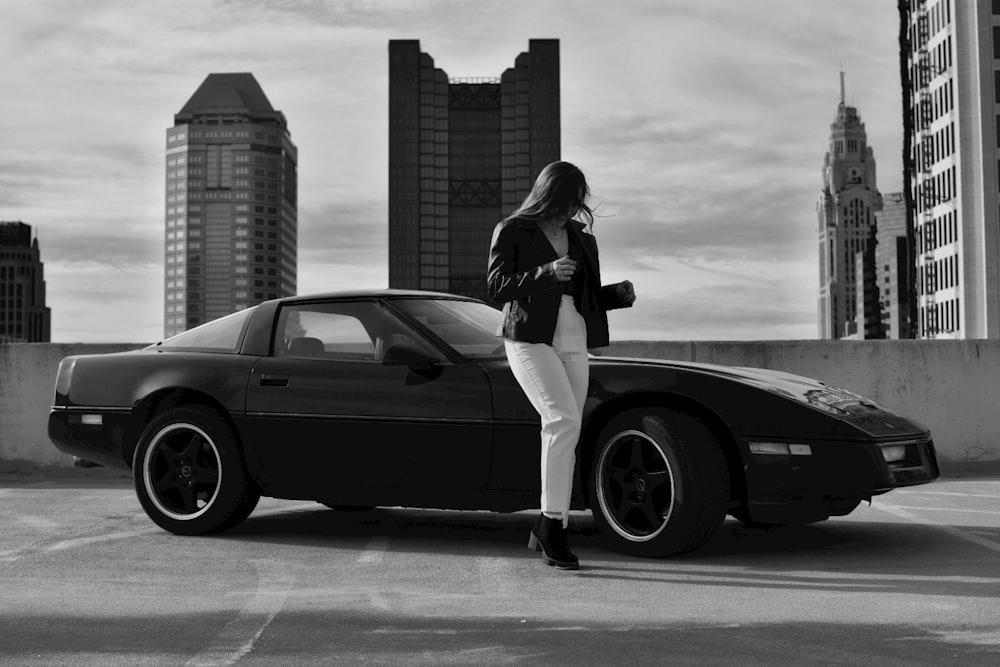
[165,73,297,338]
[817,74,883,339]
[873,193,913,339]
[852,223,884,340]
[906,1,998,338]
[0,221,50,343]
[388,39,560,302]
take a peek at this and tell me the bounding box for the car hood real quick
[592,356,927,434]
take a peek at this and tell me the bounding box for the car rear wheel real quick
[133,406,260,535]
[588,407,730,558]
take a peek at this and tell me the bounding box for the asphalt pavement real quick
[1,467,999,666]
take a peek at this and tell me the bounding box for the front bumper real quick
[47,407,133,471]
[738,435,939,523]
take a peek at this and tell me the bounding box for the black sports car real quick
[48,290,940,557]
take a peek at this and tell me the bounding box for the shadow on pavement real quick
[213,503,1000,598]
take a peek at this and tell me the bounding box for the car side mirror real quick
[382,344,439,368]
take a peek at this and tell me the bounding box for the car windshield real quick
[390,298,503,359]
[153,307,255,352]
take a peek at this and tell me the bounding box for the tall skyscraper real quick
[388,39,560,301]
[165,73,297,338]
[817,74,883,339]
[0,221,50,343]
[906,1,999,338]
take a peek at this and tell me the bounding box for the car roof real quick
[268,289,481,305]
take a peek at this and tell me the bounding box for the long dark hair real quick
[504,161,594,231]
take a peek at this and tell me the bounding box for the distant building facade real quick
[873,193,912,339]
[165,73,297,338]
[388,39,560,301]
[0,221,50,342]
[817,75,883,339]
[851,223,884,340]
[906,1,999,338]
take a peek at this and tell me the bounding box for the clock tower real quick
[817,73,883,339]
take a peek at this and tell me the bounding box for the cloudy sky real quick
[0,0,903,343]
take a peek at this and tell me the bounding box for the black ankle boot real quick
[528,515,579,569]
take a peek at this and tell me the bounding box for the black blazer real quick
[487,217,630,349]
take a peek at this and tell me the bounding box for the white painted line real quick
[895,490,1000,499]
[876,504,1000,553]
[1,527,160,563]
[357,535,391,563]
[878,504,1000,516]
[45,528,161,553]
[185,558,294,667]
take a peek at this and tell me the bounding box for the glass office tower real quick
[165,73,297,337]
[388,39,560,302]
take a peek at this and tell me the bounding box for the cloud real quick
[611,280,817,342]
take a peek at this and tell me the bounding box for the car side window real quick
[273,301,441,363]
[276,302,377,361]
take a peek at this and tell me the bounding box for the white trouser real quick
[505,295,589,528]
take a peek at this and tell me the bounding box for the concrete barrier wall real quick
[0,343,146,467]
[606,340,999,467]
[1,340,997,469]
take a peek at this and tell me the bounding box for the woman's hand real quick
[616,280,636,306]
[551,256,578,282]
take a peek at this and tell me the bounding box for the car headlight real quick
[879,444,908,463]
[748,442,812,456]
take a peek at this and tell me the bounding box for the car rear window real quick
[155,307,254,352]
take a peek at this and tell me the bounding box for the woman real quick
[487,161,635,570]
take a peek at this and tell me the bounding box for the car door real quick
[243,299,494,502]
[482,360,544,492]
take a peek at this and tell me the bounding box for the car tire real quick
[132,406,260,536]
[588,407,730,557]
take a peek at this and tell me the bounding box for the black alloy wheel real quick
[133,406,260,535]
[588,407,730,557]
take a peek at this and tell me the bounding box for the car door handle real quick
[260,374,289,387]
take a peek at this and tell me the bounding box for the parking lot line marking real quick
[357,535,391,563]
[895,490,1000,499]
[44,528,161,553]
[878,504,1000,515]
[0,526,162,563]
[185,558,293,667]
[875,504,1000,554]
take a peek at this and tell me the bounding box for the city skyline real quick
[0,0,904,343]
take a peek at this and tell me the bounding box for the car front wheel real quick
[588,407,730,557]
[133,406,260,535]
